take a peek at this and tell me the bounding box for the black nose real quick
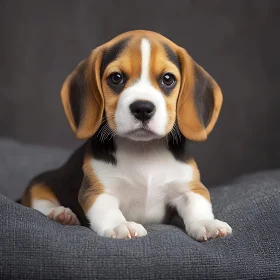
[129,100,156,122]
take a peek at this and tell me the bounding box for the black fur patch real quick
[167,124,192,162]
[69,61,88,128]
[100,37,131,78]
[163,43,181,71]
[90,119,116,166]
[193,64,214,127]
[27,143,90,227]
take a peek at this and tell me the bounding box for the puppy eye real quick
[161,73,176,87]
[108,72,124,85]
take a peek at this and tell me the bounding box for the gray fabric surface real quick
[0,139,280,279]
[0,137,71,201]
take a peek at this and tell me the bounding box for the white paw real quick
[186,219,232,242]
[47,206,80,225]
[101,222,147,239]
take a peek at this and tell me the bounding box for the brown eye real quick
[109,72,123,85]
[161,73,176,86]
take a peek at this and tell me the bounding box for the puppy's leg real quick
[88,194,147,239]
[171,160,232,241]
[22,184,80,225]
[172,184,232,241]
[79,177,147,239]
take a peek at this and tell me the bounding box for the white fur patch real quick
[86,138,232,240]
[170,192,214,224]
[32,199,60,215]
[115,83,168,138]
[86,139,193,235]
[140,38,151,83]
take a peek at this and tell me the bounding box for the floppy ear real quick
[61,47,104,140]
[176,48,223,141]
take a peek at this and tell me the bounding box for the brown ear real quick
[61,47,104,140]
[176,48,223,141]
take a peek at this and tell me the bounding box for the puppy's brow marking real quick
[140,38,151,83]
[100,37,130,78]
[163,43,181,71]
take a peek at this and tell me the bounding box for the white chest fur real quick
[91,138,193,225]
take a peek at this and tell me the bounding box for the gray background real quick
[1,0,280,186]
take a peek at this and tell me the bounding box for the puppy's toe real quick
[124,221,147,238]
[103,228,117,239]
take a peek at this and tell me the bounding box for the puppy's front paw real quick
[186,219,232,242]
[102,222,147,239]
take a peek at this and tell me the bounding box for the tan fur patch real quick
[78,145,104,213]
[188,159,210,201]
[22,184,58,207]
[177,48,223,142]
[61,47,104,140]
[149,40,181,134]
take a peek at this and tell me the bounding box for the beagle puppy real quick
[20,30,232,241]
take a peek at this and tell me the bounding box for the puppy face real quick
[101,36,181,141]
[61,30,222,142]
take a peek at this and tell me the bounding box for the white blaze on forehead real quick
[140,38,151,83]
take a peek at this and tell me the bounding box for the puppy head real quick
[61,30,222,142]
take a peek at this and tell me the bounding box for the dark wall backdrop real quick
[1,0,280,186]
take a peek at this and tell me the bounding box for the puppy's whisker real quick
[173,123,181,143]
[96,115,116,142]
[98,124,112,143]
[96,114,115,127]
[100,124,116,143]
[166,122,182,146]
[173,128,179,144]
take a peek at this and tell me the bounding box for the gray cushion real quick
[0,137,71,200]
[0,138,280,279]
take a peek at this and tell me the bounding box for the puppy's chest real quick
[91,141,193,224]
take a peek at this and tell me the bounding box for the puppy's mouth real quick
[123,127,161,141]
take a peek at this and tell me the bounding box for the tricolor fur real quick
[21,30,232,241]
